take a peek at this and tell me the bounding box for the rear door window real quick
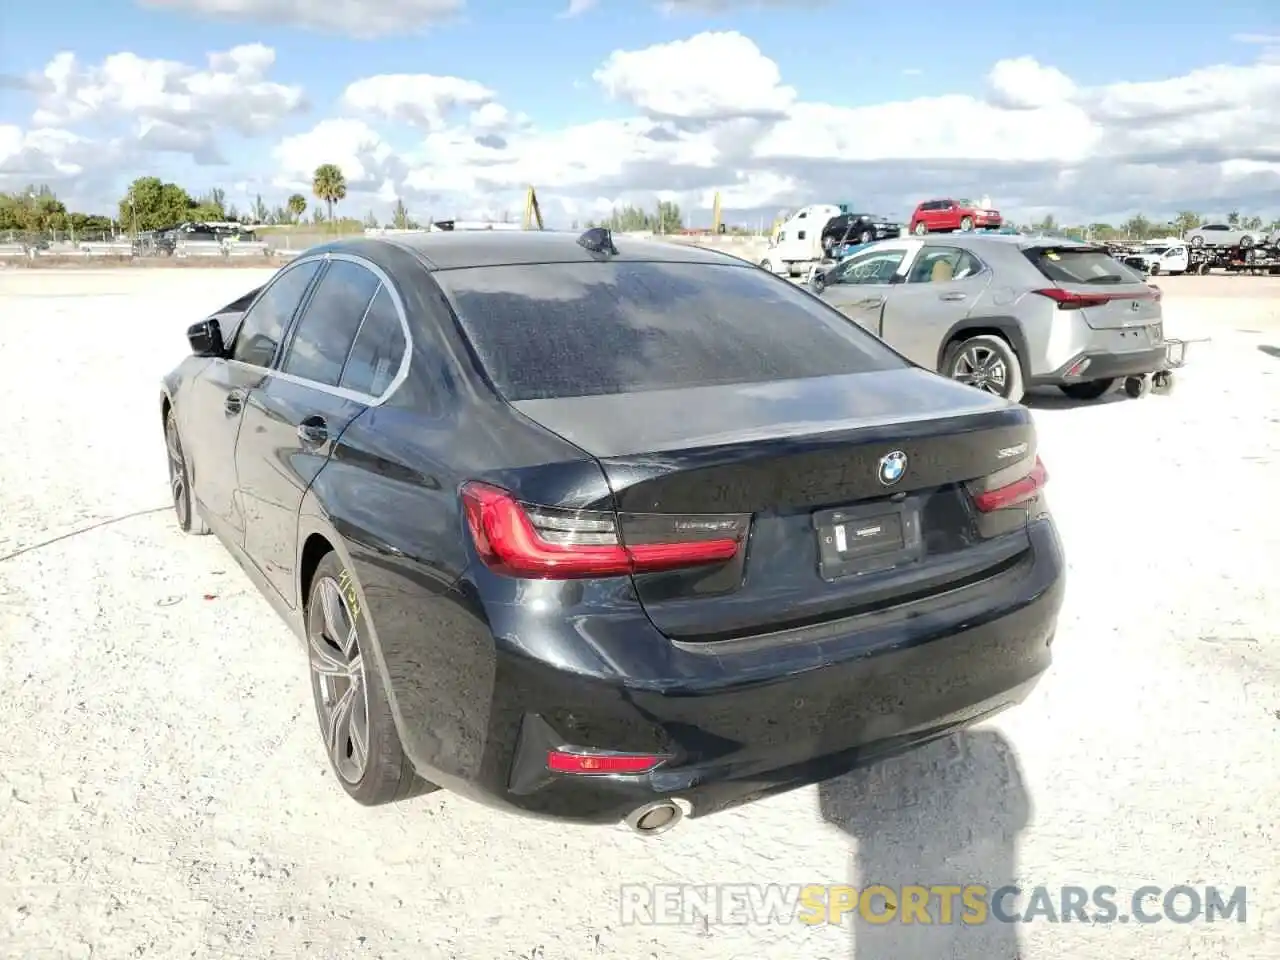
[278,259,381,387]
[433,261,905,401]
[1024,247,1145,285]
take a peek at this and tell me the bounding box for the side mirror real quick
[187,319,224,357]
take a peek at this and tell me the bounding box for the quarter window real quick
[339,286,406,397]
[230,260,322,368]
[279,260,381,386]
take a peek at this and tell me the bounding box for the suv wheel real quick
[943,334,1024,403]
[1057,379,1115,401]
[1240,235,1255,249]
[959,216,974,232]
[859,229,873,244]
[914,222,928,235]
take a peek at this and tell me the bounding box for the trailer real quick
[1186,243,1280,275]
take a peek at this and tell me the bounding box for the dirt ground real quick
[1,269,1277,960]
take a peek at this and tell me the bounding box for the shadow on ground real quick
[1258,345,1280,360]
[1021,385,1128,410]
[818,729,1029,959]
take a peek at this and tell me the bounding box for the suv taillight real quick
[1033,288,1157,310]
[460,482,751,579]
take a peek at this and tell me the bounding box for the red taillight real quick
[1148,284,1162,302]
[546,750,666,775]
[971,456,1048,513]
[460,481,749,579]
[1033,288,1156,310]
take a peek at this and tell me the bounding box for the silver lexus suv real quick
[807,234,1165,403]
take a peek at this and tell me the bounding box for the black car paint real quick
[161,232,1064,826]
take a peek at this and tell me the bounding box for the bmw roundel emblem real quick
[878,450,908,486]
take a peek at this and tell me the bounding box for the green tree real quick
[1227,210,1241,227]
[363,209,380,228]
[312,164,347,223]
[251,194,269,223]
[391,197,411,230]
[1121,213,1151,240]
[287,193,307,224]
[119,176,197,233]
[1172,211,1202,236]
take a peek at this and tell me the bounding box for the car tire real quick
[165,408,210,535]
[759,259,772,272]
[305,551,435,807]
[914,222,928,235]
[1057,379,1115,401]
[1240,235,1255,249]
[1149,263,1161,275]
[859,229,873,244]
[959,216,974,232]
[942,334,1024,403]
[1190,236,1204,247]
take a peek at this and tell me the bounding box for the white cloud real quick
[7,29,1280,227]
[593,31,796,121]
[136,0,463,38]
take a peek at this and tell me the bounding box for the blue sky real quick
[2,0,1279,222]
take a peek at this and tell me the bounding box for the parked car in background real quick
[808,233,1165,403]
[162,229,1063,834]
[820,213,902,255]
[909,199,1003,235]
[1184,223,1266,249]
[1124,243,1189,276]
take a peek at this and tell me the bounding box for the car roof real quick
[918,233,1092,251]
[303,230,748,271]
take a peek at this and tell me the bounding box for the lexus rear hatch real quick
[1022,243,1161,330]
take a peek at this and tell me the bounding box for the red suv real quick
[909,199,1002,234]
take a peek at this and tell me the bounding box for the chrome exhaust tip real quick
[623,799,686,836]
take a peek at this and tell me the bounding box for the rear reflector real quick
[971,456,1049,513]
[460,481,750,579]
[1033,288,1156,310]
[546,750,666,775]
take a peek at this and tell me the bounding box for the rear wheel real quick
[759,259,772,272]
[943,334,1024,403]
[1240,235,1255,249]
[305,552,433,806]
[959,216,974,232]
[1057,379,1115,401]
[1190,235,1204,247]
[914,222,928,235]
[165,409,209,535]
[859,229,873,244]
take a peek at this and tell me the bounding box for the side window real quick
[340,285,406,397]
[279,260,381,386]
[231,259,322,367]
[829,249,907,285]
[907,247,984,283]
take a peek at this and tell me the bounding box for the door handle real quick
[224,389,245,416]
[939,292,968,301]
[860,297,885,307]
[296,415,328,447]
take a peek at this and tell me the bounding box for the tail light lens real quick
[968,456,1049,513]
[460,481,750,579]
[1033,288,1157,310]
[546,750,667,775]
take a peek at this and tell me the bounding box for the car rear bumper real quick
[1035,345,1168,384]
[973,214,1002,227]
[396,518,1065,826]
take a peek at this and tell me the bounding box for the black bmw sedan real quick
[161,228,1064,834]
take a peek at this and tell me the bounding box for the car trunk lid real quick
[510,368,1040,642]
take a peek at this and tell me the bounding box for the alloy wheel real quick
[952,345,1009,396]
[165,417,188,526]
[308,577,371,784]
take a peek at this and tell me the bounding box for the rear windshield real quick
[433,261,905,401]
[1024,247,1145,285]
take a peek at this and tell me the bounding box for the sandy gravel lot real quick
[1,268,1277,960]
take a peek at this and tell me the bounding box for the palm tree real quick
[312,164,347,225]
[287,193,307,224]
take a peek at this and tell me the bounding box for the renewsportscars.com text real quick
[618,883,1247,926]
